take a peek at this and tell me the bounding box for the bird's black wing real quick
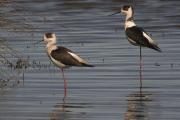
[125,26,150,47]
[126,26,161,52]
[50,46,83,66]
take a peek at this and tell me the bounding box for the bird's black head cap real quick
[45,33,53,38]
[122,5,133,11]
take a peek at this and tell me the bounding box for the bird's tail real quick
[151,45,162,52]
[81,63,94,67]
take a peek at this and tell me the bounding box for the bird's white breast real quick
[46,45,67,68]
[125,21,136,30]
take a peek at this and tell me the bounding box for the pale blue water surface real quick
[0,0,180,120]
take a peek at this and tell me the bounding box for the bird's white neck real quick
[123,9,136,29]
[46,42,57,55]
[125,12,133,21]
[46,39,57,48]
[125,20,136,30]
[124,13,136,29]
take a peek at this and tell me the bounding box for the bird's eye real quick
[45,33,53,38]
[123,5,130,11]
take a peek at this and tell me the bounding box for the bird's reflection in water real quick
[50,97,89,120]
[50,98,71,120]
[124,87,153,120]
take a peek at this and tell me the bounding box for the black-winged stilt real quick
[111,5,161,87]
[41,33,94,98]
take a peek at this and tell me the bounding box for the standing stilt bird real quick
[41,33,94,98]
[111,5,161,87]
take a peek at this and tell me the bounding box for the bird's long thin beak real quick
[108,11,121,16]
[33,40,43,45]
[27,40,43,48]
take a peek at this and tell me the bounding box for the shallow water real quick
[0,0,180,120]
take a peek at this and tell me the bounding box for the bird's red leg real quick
[61,68,67,98]
[139,46,143,88]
